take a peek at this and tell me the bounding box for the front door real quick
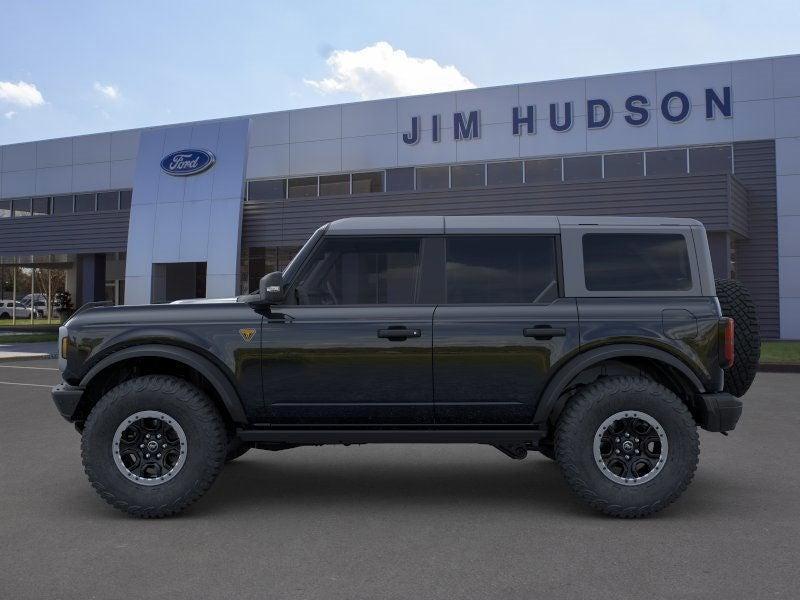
[433,235,580,424]
[262,235,434,424]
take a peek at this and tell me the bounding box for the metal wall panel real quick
[0,210,130,256]
[732,140,779,338]
[243,173,740,248]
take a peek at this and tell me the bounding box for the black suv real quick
[52,216,759,518]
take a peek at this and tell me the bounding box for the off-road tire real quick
[555,375,699,518]
[537,437,555,460]
[225,438,251,462]
[715,278,760,397]
[81,375,227,518]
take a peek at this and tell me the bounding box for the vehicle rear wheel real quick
[0,312,9,319]
[81,375,227,518]
[715,278,760,397]
[555,375,699,518]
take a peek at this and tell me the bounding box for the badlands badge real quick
[239,328,256,343]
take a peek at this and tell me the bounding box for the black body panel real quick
[432,300,579,423]
[261,306,435,424]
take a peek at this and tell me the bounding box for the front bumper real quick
[696,392,743,432]
[52,383,84,422]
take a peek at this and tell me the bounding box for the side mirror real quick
[259,271,285,305]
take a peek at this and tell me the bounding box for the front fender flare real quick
[79,344,248,424]
[533,344,706,424]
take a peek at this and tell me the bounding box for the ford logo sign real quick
[160,149,215,176]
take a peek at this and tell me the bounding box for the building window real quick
[416,166,449,191]
[120,190,132,210]
[525,158,562,184]
[690,145,732,174]
[249,179,286,201]
[352,171,384,194]
[451,163,485,188]
[74,193,96,212]
[52,195,74,214]
[386,167,415,192]
[564,155,602,181]
[603,152,644,178]
[32,197,50,216]
[319,174,350,196]
[646,149,687,177]
[487,161,523,186]
[287,177,317,198]
[0,200,10,218]
[12,198,32,218]
[98,191,119,211]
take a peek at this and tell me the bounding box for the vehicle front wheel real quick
[81,375,227,518]
[555,375,699,518]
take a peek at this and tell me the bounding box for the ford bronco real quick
[51,215,759,518]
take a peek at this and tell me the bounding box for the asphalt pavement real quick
[0,360,798,599]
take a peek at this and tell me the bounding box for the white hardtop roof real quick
[326,215,703,235]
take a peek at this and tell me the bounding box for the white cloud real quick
[93,82,121,100]
[0,81,44,107]
[304,41,475,100]
[4,110,16,119]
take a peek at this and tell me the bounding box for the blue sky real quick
[1,0,799,144]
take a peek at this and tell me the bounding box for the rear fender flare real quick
[533,344,706,424]
[79,344,248,424]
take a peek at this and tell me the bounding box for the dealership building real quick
[1,54,799,338]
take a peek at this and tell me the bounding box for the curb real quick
[758,363,800,373]
[0,353,57,363]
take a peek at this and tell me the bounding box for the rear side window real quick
[446,236,558,303]
[582,233,692,291]
[294,237,421,305]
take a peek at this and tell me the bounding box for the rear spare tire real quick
[715,279,760,397]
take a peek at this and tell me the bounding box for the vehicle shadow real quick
[196,450,577,515]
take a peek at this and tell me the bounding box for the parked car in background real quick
[21,297,48,318]
[0,301,32,320]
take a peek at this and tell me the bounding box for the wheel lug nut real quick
[615,437,620,443]
[635,449,640,454]
[157,434,161,439]
[145,453,150,458]
[162,444,167,448]
[615,449,620,454]
[634,438,639,442]
[145,434,150,439]
[157,453,161,458]
[139,444,144,448]
[625,455,630,459]
[625,433,630,438]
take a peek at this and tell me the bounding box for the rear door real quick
[433,235,579,424]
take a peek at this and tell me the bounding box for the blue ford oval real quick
[160,149,216,176]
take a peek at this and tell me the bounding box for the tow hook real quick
[494,444,528,460]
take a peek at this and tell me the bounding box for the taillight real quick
[719,317,734,368]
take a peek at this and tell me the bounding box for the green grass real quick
[0,319,62,327]
[0,333,58,344]
[760,341,800,364]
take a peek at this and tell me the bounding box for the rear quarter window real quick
[582,233,693,292]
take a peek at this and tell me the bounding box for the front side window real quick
[583,233,692,291]
[293,237,421,305]
[446,236,558,304]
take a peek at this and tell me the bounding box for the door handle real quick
[377,327,421,341]
[523,326,566,340]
